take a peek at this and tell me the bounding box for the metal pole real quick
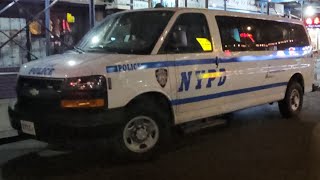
[224,0,226,11]
[267,2,270,15]
[89,0,92,28]
[185,0,187,7]
[25,23,32,61]
[301,1,304,20]
[175,0,178,7]
[0,0,19,16]
[45,0,50,56]
[89,0,95,29]
[260,2,264,14]
[205,0,208,9]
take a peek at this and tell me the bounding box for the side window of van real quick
[160,13,212,54]
[215,16,248,51]
[260,21,309,50]
[216,16,310,52]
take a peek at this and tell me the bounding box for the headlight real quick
[61,75,107,108]
[64,75,106,90]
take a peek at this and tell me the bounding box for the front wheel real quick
[112,100,171,160]
[278,82,303,118]
[123,115,160,154]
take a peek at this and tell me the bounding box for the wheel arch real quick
[126,91,175,126]
[288,73,305,94]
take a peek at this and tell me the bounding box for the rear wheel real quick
[278,82,303,118]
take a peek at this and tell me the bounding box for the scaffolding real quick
[0,0,96,63]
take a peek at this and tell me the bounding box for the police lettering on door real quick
[117,63,141,72]
[178,68,226,92]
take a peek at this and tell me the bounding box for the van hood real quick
[19,52,140,78]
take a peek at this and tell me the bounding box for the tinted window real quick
[216,16,309,52]
[215,16,248,51]
[160,13,212,54]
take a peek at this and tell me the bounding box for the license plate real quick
[20,120,36,136]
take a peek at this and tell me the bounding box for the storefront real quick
[109,0,261,10]
[305,16,320,50]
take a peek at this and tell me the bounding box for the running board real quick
[180,117,227,134]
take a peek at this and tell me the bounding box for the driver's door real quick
[161,13,227,123]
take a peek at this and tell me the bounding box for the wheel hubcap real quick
[290,89,300,111]
[136,128,148,141]
[123,116,159,153]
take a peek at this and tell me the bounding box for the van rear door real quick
[214,16,275,112]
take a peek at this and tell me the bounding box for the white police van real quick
[9,8,315,159]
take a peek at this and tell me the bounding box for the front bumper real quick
[8,105,125,144]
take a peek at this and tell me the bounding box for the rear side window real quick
[216,16,309,52]
[160,13,212,54]
[289,24,309,47]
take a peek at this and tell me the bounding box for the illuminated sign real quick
[240,33,255,42]
[305,16,320,28]
[29,21,42,35]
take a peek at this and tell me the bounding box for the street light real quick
[305,6,316,17]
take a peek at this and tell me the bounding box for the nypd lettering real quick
[178,68,227,92]
[28,65,55,76]
[116,63,141,72]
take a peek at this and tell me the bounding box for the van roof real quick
[125,7,303,25]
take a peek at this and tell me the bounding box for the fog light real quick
[61,99,105,108]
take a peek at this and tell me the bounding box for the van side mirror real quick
[171,30,187,49]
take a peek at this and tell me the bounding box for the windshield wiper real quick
[73,46,85,54]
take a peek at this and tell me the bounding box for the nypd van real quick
[9,8,315,158]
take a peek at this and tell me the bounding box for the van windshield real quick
[77,11,174,55]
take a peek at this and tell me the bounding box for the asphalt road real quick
[1,92,320,180]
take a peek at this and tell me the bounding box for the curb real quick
[0,135,27,146]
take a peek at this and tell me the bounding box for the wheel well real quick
[289,73,304,93]
[126,92,175,125]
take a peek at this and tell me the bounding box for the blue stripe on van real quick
[170,82,287,105]
[106,46,312,73]
[106,59,217,73]
[105,57,261,73]
[106,53,308,73]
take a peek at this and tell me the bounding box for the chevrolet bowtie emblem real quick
[29,88,39,96]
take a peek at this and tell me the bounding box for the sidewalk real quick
[0,139,47,180]
[0,139,47,167]
[0,99,17,139]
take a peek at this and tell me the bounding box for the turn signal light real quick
[61,99,105,108]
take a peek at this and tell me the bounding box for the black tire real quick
[278,81,303,118]
[112,98,172,160]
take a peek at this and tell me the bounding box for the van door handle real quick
[266,72,274,78]
[215,57,220,68]
[266,65,274,78]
